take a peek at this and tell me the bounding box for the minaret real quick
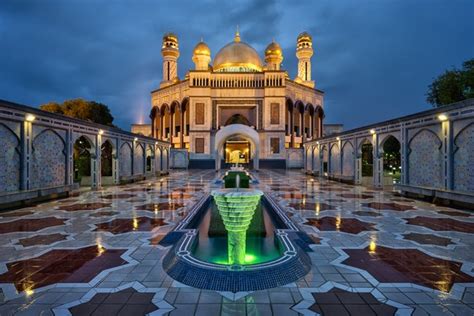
[161,33,180,87]
[295,32,314,88]
[192,39,211,71]
[265,39,283,71]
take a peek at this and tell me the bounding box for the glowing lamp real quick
[25,114,36,122]
[98,129,104,135]
[134,137,138,141]
[336,137,340,141]
[438,114,448,121]
[370,129,376,135]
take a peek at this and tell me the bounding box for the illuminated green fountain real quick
[211,188,263,265]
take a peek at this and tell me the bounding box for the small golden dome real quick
[297,32,312,42]
[265,41,282,57]
[193,41,211,56]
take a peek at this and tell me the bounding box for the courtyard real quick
[0,170,473,315]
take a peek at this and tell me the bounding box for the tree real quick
[427,58,474,107]
[40,98,114,126]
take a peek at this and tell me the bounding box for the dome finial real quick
[200,36,204,42]
[234,25,241,42]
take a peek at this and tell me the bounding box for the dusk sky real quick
[1,0,473,130]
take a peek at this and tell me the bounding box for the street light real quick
[25,114,36,122]
[438,114,448,121]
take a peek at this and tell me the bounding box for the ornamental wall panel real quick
[330,143,340,175]
[342,142,355,177]
[31,129,66,189]
[120,143,132,177]
[453,122,474,193]
[134,143,145,175]
[0,122,20,192]
[408,129,442,188]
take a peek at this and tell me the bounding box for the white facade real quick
[148,31,325,169]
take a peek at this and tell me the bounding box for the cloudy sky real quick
[1,0,473,130]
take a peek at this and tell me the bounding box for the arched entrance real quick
[381,135,401,185]
[73,136,93,186]
[215,124,259,170]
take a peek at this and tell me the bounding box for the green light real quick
[244,254,257,263]
[211,189,263,265]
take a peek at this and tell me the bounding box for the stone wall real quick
[303,99,474,206]
[0,99,170,207]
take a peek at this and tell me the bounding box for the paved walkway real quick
[0,170,473,315]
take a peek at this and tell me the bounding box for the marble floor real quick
[0,170,473,316]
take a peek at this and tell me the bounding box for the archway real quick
[360,140,374,185]
[73,136,92,186]
[100,140,114,185]
[215,124,259,170]
[146,145,153,173]
[381,135,401,184]
[225,114,251,126]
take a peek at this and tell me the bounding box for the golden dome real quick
[297,31,312,42]
[213,32,263,72]
[265,41,282,57]
[193,41,210,56]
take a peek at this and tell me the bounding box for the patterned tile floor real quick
[0,170,473,315]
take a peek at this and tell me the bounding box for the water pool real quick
[191,198,282,265]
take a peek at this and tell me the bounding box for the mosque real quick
[137,29,325,170]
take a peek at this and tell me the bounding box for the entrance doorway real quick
[224,139,250,164]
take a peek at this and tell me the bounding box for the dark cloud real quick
[0,0,473,130]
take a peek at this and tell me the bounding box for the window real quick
[195,103,205,125]
[195,138,205,153]
[270,103,280,125]
[270,138,280,154]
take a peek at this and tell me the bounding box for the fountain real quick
[211,175,263,265]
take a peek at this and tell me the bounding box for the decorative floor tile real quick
[0,170,473,314]
[0,210,34,218]
[353,211,383,217]
[94,217,168,234]
[402,233,455,247]
[437,210,472,217]
[341,245,474,292]
[17,233,68,247]
[0,217,65,233]
[135,202,185,212]
[305,217,377,234]
[288,202,336,212]
[309,288,397,315]
[100,193,136,199]
[0,246,128,292]
[58,202,111,212]
[362,202,415,211]
[338,194,373,199]
[405,216,474,233]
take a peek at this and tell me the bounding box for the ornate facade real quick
[148,30,324,169]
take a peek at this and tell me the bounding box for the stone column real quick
[65,128,73,186]
[290,109,295,147]
[443,119,454,190]
[400,125,408,185]
[151,112,155,138]
[91,134,102,189]
[180,109,184,148]
[373,133,383,188]
[355,141,362,185]
[113,138,120,184]
[20,120,33,190]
